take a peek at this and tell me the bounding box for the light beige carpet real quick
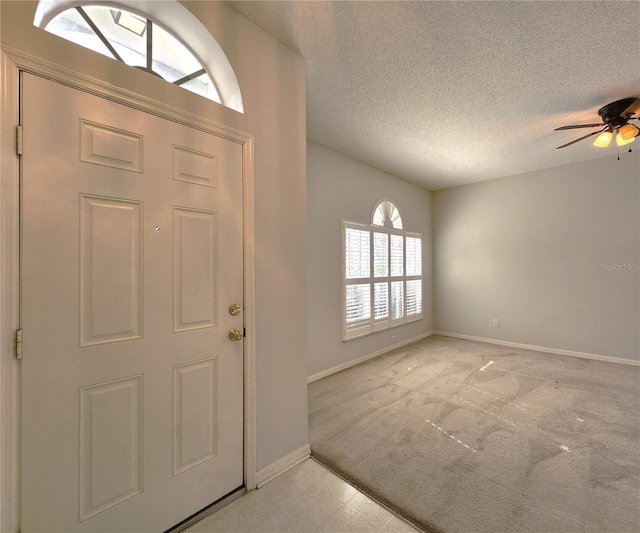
[309,335,640,533]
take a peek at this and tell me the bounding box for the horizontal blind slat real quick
[390,234,403,276]
[374,282,389,319]
[406,279,422,316]
[406,237,421,276]
[345,283,371,323]
[345,228,370,279]
[373,232,388,278]
[390,280,404,320]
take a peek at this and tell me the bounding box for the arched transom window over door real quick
[33,0,244,113]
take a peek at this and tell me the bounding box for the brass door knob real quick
[229,304,241,316]
[229,329,243,341]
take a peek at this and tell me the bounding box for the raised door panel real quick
[173,207,217,332]
[173,145,217,187]
[79,376,143,521]
[80,195,143,346]
[173,358,218,475]
[80,120,143,173]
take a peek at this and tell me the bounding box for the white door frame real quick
[0,46,257,532]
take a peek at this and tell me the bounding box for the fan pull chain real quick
[618,147,633,161]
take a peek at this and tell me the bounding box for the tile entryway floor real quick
[184,458,418,532]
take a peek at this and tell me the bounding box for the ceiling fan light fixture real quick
[616,133,636,147]
[615,124,639,146]
[618,123,639,141]
[554,97,640,150]
[593,130,613,148]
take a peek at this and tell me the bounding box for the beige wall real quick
[1,0,308,479]
[432,152,640,362]
[306,141,433,377]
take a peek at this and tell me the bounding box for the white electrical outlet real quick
[493,319,500,327]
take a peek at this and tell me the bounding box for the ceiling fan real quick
[554,97,640,149]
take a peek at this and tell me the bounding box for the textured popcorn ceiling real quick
[227,0,640,190]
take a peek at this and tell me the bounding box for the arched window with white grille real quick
[372,199,403,229]
[343,200,422,340]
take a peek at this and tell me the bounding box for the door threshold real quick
[165,486,247,533]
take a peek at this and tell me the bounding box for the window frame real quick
[342,219,423,341]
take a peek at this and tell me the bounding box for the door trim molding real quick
[0,48,22,533]
[0,46,257,532]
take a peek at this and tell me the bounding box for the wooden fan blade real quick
[622,98,640,116]
[556,127,607,149]
[554,123,603,131]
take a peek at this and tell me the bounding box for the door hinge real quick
[16,329,23,360]
[16,125,23,156]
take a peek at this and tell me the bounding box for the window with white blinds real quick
[342,203,422,341]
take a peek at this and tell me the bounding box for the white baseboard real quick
[307,331,435,384]
[434,331,640,367]
[255,443,311,488]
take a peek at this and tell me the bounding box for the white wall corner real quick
[255,443,311,489]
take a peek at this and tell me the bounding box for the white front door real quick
[20,73,244,532]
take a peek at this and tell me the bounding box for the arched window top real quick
[372,200,403,229]
[34,0,244,113]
